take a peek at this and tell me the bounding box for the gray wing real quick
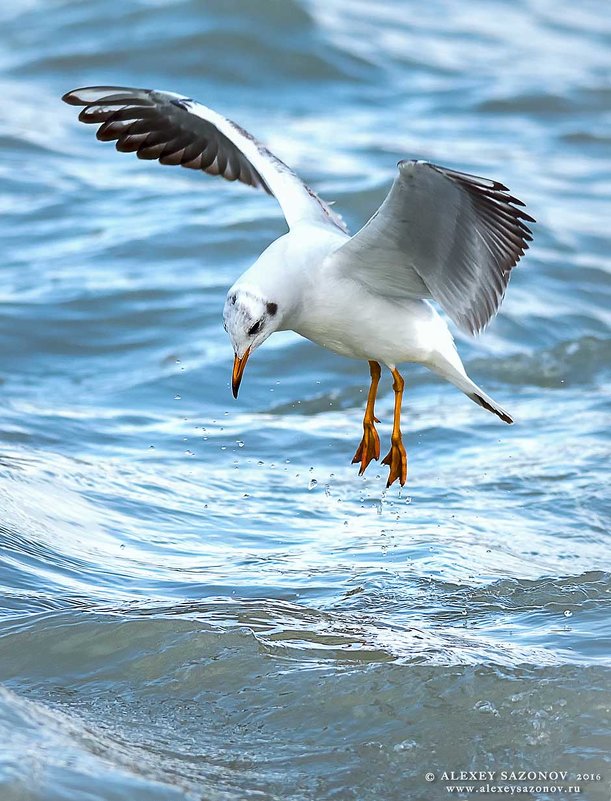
[332,160,534,334]
[62,86,348,234]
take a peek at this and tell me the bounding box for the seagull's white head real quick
[223,288,281,398]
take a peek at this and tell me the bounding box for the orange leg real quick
[352,360,381,475]
[381,368,407,487]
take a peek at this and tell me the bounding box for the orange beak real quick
[231,348,251,398]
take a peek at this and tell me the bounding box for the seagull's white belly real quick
[291,278,452,368]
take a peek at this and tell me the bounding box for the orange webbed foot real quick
[381,435,407,487]
[352,421,381,475]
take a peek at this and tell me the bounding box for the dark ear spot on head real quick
[231,294,237,305]
[266,302,278,316]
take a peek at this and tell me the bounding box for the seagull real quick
[62,86,534,487]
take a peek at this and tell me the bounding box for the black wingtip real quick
[473,393,514,424]
[62,90,80,105]
[62,86,148,108]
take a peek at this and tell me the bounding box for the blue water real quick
[0,0,610,799]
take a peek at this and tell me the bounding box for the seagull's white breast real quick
[290,262,453,368]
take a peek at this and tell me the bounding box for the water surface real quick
[0,0,610,799]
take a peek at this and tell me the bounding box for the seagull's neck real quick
[234,227,348,328]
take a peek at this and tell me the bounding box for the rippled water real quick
[1,0,610,799]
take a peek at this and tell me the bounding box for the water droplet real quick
[185,450,194,456]
[148,445,155,449]
[174,394,181,400]
[308,479,318,490]
[563,609,573,617]
[175,359,181,364]
[236,440,245,448]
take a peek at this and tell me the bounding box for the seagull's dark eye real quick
[248,320,262,336]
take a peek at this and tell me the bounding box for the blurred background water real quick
[0,0,610,799]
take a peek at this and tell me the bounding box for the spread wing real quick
[62,86,348,234]
[332,160,534,334]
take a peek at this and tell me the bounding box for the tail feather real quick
[428,360,514,424]
[468,390,513,424]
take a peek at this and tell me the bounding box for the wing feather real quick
[62,85,348,234]
[333,160,533,334]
